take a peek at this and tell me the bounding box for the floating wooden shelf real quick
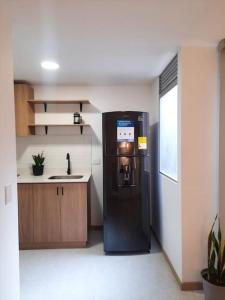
[28,100,90,104]
[28,123,90,126]
[28,123,90,135]
[28,99,90,112]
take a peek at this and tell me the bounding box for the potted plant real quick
[32,152,45,176]
[201,215,225,300]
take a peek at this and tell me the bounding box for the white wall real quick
[17,135,92,174]
[17,84,155,225]
[180,47,218,282]
[0,1,20,300]
[152,47,219,284]
[151,78,182,279]
[218,45,225,233]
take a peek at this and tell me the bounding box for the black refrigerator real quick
[102,111,151,253]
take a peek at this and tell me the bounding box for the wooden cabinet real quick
[61,183,87,242]
[14,83,35,136]
[18,182,89,249]
[33,184,61,243]
[18,184,34,245]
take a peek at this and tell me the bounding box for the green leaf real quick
[221,269,225,284]
[207,215,225,285]
[222,242,225,271]
[212,215,218,231]
[32,152,45,166]
[208,215,218,258]
[212,232,219,257]
[209,249,216,270]
[217,221,223,280]
[218,219,222,245]
[208,230,214,268]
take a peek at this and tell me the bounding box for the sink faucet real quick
[66,153,71,175]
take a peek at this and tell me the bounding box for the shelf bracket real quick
[80,125,83,135]
[44,103,47,112]
[45,125,48,135]
[80,102,83,112]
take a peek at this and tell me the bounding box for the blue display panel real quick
[117,120,134,142]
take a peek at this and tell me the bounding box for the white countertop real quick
[17,170,91,184]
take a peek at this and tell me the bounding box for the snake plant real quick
[207,215,225,285]
[32,152,45,166]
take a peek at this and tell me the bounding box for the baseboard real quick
[151,229,203,291]
[20,241,87,250]
[181,282,203,291]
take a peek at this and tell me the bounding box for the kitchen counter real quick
[17,171,91,184]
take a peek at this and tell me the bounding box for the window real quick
[159,85,178,181]
[159,55,178,181]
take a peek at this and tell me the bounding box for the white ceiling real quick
[11,0,225,85]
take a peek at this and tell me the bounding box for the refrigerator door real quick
[103,111,150,157]
[103,155,150,252]
[102,111,151,253]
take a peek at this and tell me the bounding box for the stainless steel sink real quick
[48,175,83,180]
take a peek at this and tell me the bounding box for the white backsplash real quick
[17,135,92,175]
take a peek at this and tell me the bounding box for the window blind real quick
[159,55,178,98]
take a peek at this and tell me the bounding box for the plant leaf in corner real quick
[212,232,219,257]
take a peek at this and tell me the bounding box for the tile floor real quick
[20,231,204,300]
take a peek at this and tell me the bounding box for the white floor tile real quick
[20,231,204,300]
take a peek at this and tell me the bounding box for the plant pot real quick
[32,165,44,176]
[201,269,225,300]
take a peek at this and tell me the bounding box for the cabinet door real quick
[33,184,61,243]
[18,184,34,245]
[61,183,87,242]
[14,84,35,136]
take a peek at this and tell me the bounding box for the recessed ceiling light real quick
[41,61,60,70]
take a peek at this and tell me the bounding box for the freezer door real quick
[103,155,150,252]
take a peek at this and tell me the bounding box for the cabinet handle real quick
[62,186,64,196]
[57,186,59,195]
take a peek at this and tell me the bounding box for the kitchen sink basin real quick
[48,175,83,180]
